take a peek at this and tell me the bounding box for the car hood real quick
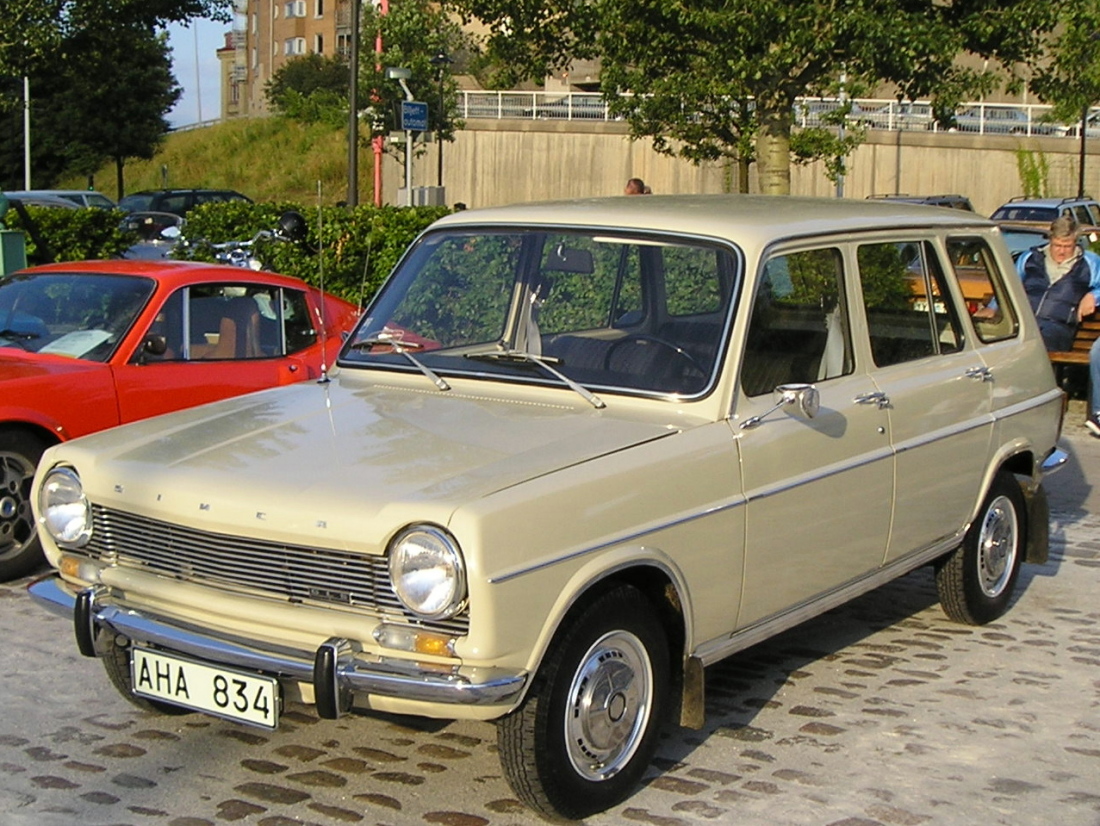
[46,375,685,552]
[0,350,103,380]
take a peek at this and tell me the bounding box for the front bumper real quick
[29,575,527,718]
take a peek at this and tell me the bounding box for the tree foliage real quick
[0,0,231,82]
[1030,3,1100,124]
[358,0,477,150]
[447,0,1062,193]
[265,53,351,127]
[0,23,180,194]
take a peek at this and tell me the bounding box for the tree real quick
[358,0,476,164]
[1030,4,1100,127]
[0,23,180,195]
[265,53,351,127]
[448,0,1061,194]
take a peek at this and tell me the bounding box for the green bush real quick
[2,201,451,307]
[173,201,452,304]
[4,206,133,265]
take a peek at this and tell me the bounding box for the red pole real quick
[373,0,389,207]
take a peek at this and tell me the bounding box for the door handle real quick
[854,391,890,409]
[965,366,993,382]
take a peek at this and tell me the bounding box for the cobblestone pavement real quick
[2,428,1099,826]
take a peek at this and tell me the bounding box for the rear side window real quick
[741,247,853,397]
[857,241,963,367]
[945,238,1019,343]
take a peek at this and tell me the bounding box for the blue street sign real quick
[401,101,429,132]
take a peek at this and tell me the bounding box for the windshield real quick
[0,272,155,361]
[341,228,740,398]
[991,206,1057,222]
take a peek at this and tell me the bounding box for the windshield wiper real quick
[350,334,451,392]
[466,348,605,409]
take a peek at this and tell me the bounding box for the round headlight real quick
[38,467,92,547]
[388,525,466,620]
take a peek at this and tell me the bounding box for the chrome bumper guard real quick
[28,575,527,715]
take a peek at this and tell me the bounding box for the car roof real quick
[2,191,80,208]
[998,196,1098,208]
[433,195,996,247]
[10,259,317,292]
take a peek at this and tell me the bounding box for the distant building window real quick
[315,0,324,16]
[285,0,305,17]
[284,37,306,55]
[315,34,324,54]
[250,12,257,33]
[336,33,350,57]
[251,46,258,69]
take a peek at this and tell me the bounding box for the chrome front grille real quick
[84,504,469,635]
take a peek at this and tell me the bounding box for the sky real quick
[165,18,232,128]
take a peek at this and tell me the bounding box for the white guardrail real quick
[456,91,1098,138]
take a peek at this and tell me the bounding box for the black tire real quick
[497,585,670,820]
[101,634,193,717]
[0,429,49,582]
[936,471,1025,625]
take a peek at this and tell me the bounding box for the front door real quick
[734,245,893,628]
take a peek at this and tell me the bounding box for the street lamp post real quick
[429,51,453,189]
[1079,104,1088,199]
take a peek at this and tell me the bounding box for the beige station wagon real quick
[29,196,1066,819]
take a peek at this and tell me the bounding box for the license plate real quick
[131,648,280,729]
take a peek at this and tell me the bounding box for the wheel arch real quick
[972,446,1047,564]
[517,557,690,720]
[0,417,66,449]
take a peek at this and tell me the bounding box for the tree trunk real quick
[115,157,125,201]
[756,108,792,195]
[738,155,750,193]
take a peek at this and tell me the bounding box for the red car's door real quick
[110,282,323,424]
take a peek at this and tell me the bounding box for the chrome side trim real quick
[486,495,747,584]
[692,535,961,667]
[27,576,526,708]
[989,387,1065,422]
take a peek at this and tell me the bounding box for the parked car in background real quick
[119,211,185,260]
[29,197,1066,818]
[117,189,252,218]
[991,195,1100,226]
[0,259,358,580]
[867,193,975,211]
[948,105,1055,135]
[2,191,79,209]
[5,189,116,209]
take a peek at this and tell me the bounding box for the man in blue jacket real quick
[1015,216,1100,434]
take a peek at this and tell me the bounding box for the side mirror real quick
[740,382,819,429]
[143,334,168,356]
[160,225,181,241]
[775,382,820,420]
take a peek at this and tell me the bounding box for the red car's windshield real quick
[0,272,155,362]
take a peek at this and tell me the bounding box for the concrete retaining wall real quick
[381,119,1100,217]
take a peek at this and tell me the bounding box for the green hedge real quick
[2,202,452,306]
[175,202,452,304]
[4,206,134,263]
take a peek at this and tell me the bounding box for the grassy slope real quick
[61,117,372,206]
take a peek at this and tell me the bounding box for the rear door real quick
[853,237,992,563]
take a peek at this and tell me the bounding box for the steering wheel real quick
[603,334,705,376]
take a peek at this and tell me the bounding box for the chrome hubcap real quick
[564,630,653,782]
[977,494,1018,598]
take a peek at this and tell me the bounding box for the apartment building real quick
[228,0,354,118]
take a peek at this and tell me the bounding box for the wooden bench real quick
[1048,313,1100,367]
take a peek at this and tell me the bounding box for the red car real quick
[0,259,359,580]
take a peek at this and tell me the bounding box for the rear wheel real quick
[0,430,48,582]
[497,585,670,820]
[100,634,193,717]
[936,471,1025,625]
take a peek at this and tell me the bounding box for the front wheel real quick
[0,430,48,582]
[936,471,1025,625]
[497,585,671,820]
